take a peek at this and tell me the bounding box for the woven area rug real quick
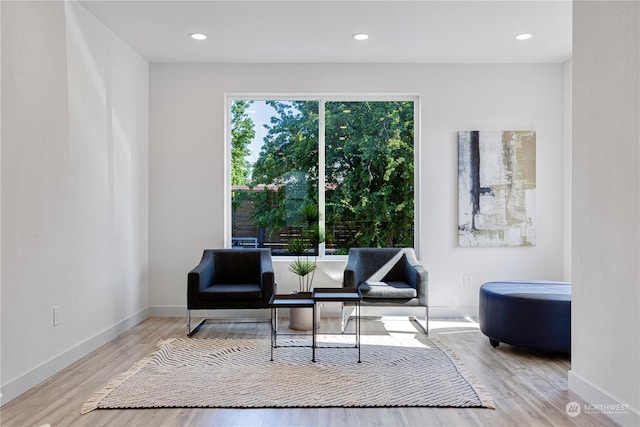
[81,334,494,413]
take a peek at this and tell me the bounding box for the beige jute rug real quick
[81,334,494,413]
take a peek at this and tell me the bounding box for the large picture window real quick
[229,97,416,256]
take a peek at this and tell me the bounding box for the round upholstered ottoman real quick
[479,281,571,353]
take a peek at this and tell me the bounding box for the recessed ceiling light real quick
[353,33,369,41]
[515,33,533,41]
[190,33,207,41]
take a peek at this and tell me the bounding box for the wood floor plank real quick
[0,317,618,427]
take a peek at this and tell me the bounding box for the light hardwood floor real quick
[0,317,616,427]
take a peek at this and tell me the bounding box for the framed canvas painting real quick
[458,130,536,247]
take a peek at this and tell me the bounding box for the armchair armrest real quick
[402,250,428,306]
[414,264,428,306]
[187,250,214,308]
[259,249,276,304]
[343,249,362,287]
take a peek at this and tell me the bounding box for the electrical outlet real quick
[463,274,472,288]
[53,306,61,326]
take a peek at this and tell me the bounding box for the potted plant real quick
[287,239,317,292]
[288,205,324,330]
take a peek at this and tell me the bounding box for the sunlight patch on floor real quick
[429,317,479,330]
[366,316,479,347]
[379,316,479,333]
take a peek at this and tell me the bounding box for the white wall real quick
[570,2,640,425]
[563,60,572,281]
[0,1,149,404]
[0,0,3,402]
[149,63,567,318]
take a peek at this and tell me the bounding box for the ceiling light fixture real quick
[515,33,533,41]
[353,33,369,41]
[190,33,207,41]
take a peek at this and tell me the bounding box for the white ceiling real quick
[79,0,572,64]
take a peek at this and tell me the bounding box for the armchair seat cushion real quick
[360,281,417,299]
[200,284,263,301]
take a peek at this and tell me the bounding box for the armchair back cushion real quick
[212,250,262,284]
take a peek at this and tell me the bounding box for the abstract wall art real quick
[458,130,536,247]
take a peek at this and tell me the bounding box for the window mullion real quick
[318,99,326,257]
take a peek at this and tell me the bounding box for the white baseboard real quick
[0,307,150,406]
[150,306,271,319]
[568,370,640,426]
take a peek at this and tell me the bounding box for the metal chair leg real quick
[187,309,206,337]
[409,306,429,335]
[425,305,429,336]
[341,304,355,333]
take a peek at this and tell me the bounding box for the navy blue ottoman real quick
[479,281,571,353]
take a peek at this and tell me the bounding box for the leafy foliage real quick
[250,101,320,231]
[325,101,414,252]
[230,100,255,186]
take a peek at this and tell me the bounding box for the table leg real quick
[270,307,275,361]
[357,300,361,363]
[312,303,316,362]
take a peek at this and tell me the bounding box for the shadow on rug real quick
[82,334,495,413]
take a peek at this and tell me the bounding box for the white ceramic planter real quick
[289,305,321,331]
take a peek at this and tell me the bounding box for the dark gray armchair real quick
[342,247,428,334]
[187,249,276,336]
